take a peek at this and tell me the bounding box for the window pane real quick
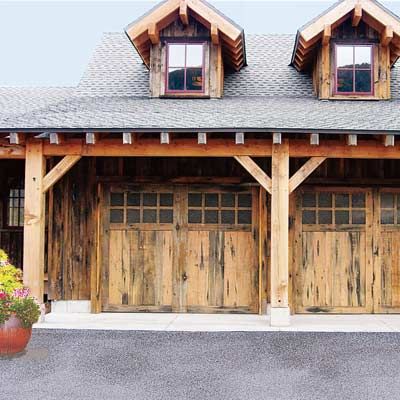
[188,193,202,207]
[168,44,185,67]
[381,193,394,208]
[127,209,140,224]
[205,210,218,224]
[302,210,316,224]
[110,209,124,223]
[337,46,354,68]
[318,210,332,224]
[221,210,235,224]
[143,193,157,206]
[160,209,173,224]
[205,194,218,207]
[352,210,366,225]
[221,193,235,207]
[337,69,353,92]
[143,209,157,223]
[186,68,203,91]
[168,68,185,91]
[355,70,371,93]
[160,193,173,207]
[238,194,252,208]
[238,210,252,225]
[186,45,203,67]
[335,194,349,208]
[302,193,316,207]
[335,210,349,224]
[127,193,140,206]
[110,193,124,206]
[381,210,395,225]
[188,210,202,224]
[352,193,366,208]
[354,46,371,69]
[318,193,332,208]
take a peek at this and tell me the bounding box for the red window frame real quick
[165,41,206,94]
[334,44,374,96]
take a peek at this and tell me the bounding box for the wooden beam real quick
[352,3,362,27]
[310,133,320,146]
[234,156,272,194]
[197,132,207,145]
[148,22,160,45]
[0,144,25,159]
[49,132,64,145]
[322,24,331,45]
[86,132,99,145]
[289,157,327,193]
[273,133,282,145]
[211,24,219,45]
[42,155,82,193]
[160,132,170,144]
[382,26,394,47]
[235,132,245,145]
[347,134,358,146]
[123,132,132,145]
[383,134,395,147]
[270,141,290,325]
[23,140,45,302]
[179,0,189,26]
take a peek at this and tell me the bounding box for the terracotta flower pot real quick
[0,314,32,355]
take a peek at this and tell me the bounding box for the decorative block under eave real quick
[310,133,320,146]
[123,132,133,145]
[235,132,245,145]
[272,132,282,145]
[347,134,357,146]
[160,132,170,144]
[198,132,207,145]
[384,134,395,147]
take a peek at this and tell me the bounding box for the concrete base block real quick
[270,307,290,327]
[52,300,91,314]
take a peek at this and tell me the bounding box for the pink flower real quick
[12,288,30,298]
[0,291,7,300]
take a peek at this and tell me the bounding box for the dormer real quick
[125,0,246,98]
[291,0,400,100]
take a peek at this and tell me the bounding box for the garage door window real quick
[380,193,400,225]
[302,192,366,225]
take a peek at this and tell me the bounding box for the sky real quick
[1,0,400,87]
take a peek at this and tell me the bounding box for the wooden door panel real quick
[380,232,400,309]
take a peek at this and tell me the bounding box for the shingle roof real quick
[1,32,400,132]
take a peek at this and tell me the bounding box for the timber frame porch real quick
[1,130,400,326]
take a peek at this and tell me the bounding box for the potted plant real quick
[0,250,41,355]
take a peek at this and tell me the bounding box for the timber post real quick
[23,140,46,303]
[270,140,290,326]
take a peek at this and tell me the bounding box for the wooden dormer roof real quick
[124,0,246,71]
[291,0,400,71]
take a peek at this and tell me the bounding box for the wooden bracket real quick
[289,157,327,193]
[42,155,82,193]
[234,156,272,194]
[310,133,320,146]
[49,132,64,145]
[9,132,25,145]
[86,132,99,145]
[198,132,207,145]
[383,134,395,147]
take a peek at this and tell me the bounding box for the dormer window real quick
[166,42,205,93]
[335,45,373,95]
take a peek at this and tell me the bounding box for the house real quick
[1,0,400,326]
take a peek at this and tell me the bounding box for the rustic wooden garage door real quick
[294,188,373,313]
[101,184,259,313]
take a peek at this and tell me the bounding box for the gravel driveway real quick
[1,330,400,400]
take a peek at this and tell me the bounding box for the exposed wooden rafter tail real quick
[352,3,362,27]
[179,0,189,26]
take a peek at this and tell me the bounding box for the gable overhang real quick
[124,0,247,71]
[291,0,400,71]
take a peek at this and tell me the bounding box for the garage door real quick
[101,184,260,313]
[294,188,373,313]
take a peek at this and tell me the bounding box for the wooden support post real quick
[321,41,330,98]
[235,132,245,145]
[322,24,331,45]
[234,156,272,194]
[42,155,82,193]
[148,22,160,45]
[49,132,64,145]
[310,133,320,146]
[179,0,189,26]
[352,3,362,27]
[270,141,290,326]
[382,26,393,47]
[198,132,207,145]
[23,141,46,303]
[211,24,219,45]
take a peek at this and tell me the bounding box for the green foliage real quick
[0,250,41,328]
